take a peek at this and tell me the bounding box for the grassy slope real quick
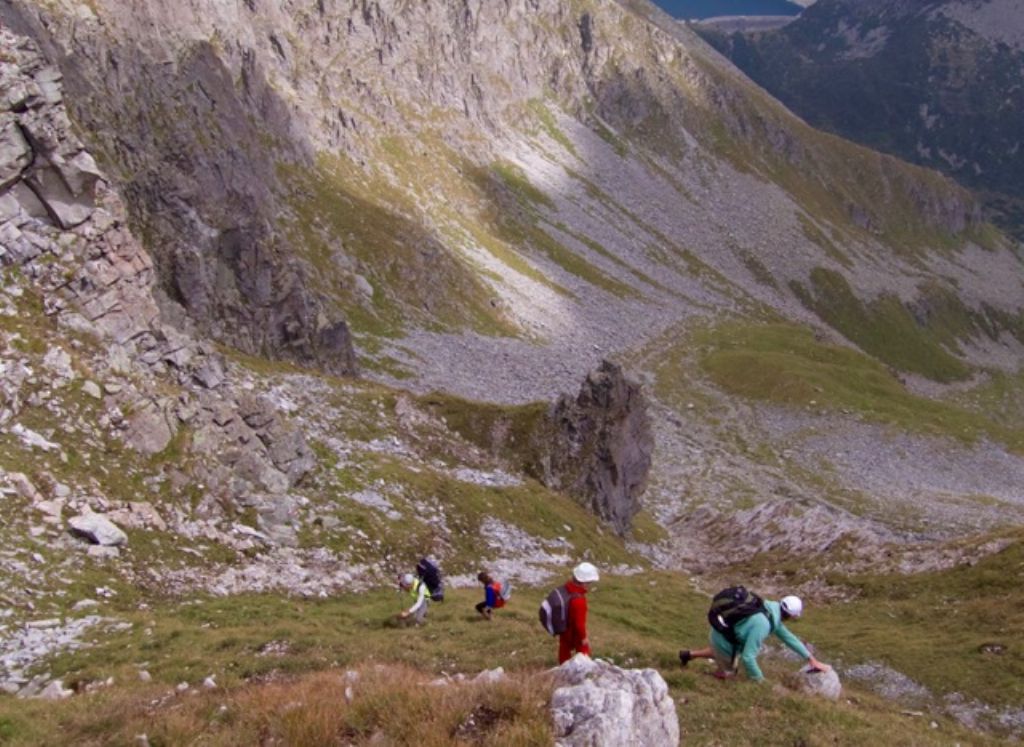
[3,300,1023,743]
[680,319,1024,451]
[0,570,1017,745]
[816,529,1024,711]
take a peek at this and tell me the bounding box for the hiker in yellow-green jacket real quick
[679,595,830,682]
[396,572,429,625]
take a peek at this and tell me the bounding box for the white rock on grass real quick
[42,348,74,381]
[550,655,679,747]
[473,667,505,684]
[37,679,73,700]
[9,472,43,501]
[10,424,60,452]
[35,499,64,522]
[87,545,120,559]
[68,513,127,546]
[794,665,842,701]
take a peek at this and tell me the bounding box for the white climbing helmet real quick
[573,561,600,583]
[781,595,804,618]
[399,573,415,588]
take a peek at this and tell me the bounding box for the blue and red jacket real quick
[484,581,505,608]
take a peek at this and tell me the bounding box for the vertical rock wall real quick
[545,361,653,534]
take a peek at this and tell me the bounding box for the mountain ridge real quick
[698,0,1024,238]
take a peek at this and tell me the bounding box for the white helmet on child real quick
[781,595,803,618]
[573,562,600,583]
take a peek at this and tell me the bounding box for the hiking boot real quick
[678,649,692,667]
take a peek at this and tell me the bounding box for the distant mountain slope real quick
[649,0,801,19]
[698,0,1024,238]
[3,0,1019,397]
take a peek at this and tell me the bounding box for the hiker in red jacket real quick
[559,562,600,664]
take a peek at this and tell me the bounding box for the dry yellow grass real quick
[45,664,554,746]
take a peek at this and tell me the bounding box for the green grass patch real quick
[797,212,853,268]
[0,571,1008,745]
[526,99,578,159]
[279,152,518,339]
[472,163,640,299]
[738,249,778,289]
[815,530,1024,712]
[791,268,972,382]
[491,161,556,211]
[679,320,1024,449]
[593,119,629,157]
[549,220,671,295]
[325,449,636,570]
[441,207,575,299]
[417,392,551,472]
[954,369,1024,428]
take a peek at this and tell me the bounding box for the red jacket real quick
[559,579,590,663]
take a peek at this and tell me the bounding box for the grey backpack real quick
[539,585,580,636]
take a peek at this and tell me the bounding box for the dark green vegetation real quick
[698,0,1024,239]
[791,269,971,383]
[0,569,1019,745]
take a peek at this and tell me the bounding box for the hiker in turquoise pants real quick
[680,595,830,681]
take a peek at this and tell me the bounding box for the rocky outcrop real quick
[544,361,653,534]
[436,360,654,533]
[0,27,316,545]
[550,655,679,747]
[1,4,358,376]
[67,513,128,547]
[0,41,101,231]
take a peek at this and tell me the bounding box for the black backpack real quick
[708,586,774,645]
[539,584,581,636]
[416,558,445,602]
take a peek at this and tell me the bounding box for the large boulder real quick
[550,655,679,747]
[0,45,101,230]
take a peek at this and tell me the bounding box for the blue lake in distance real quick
[650,0,801,19]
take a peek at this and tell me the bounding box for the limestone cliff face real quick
[2,1,358,375]
[3,0,608,365]
[1,0,1018,394]
[0,27,315,553]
